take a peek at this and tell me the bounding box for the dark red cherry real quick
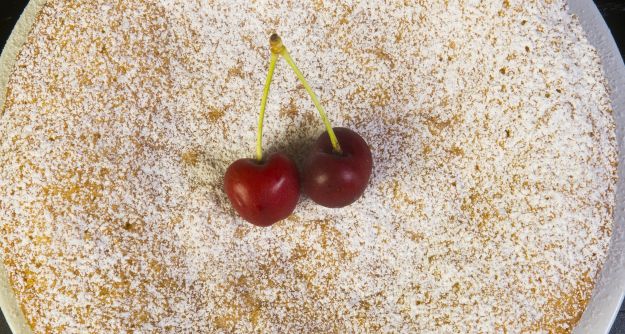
[302,127,373,208]
[224,153,300,226]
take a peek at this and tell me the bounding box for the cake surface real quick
[0,0,617,333]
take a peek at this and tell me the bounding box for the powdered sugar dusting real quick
[0,0,616,333]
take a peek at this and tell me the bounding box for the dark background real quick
[0,0,624,333]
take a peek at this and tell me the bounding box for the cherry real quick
[270,34,373,208]
[224,34,300,226]
[303,128,372,208]
[224,33,375,225]
[224,153,300,226]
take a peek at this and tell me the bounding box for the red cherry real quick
[224,153,300,226]
[303,127,373,208]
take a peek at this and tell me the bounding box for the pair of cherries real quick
[224,34,373,227]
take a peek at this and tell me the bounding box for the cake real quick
[0,0,617,333]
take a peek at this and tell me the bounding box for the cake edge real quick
[0,1,48,333]
[567,0,625,332]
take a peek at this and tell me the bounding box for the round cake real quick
[0,0,617,333]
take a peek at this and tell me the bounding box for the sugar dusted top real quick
[0,0,617,333]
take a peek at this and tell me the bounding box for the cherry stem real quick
[269,34,342,154]
[256,52,279,162]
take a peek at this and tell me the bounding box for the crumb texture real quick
[0,0,617,333]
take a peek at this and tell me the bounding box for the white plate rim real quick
[568,0,625,332]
